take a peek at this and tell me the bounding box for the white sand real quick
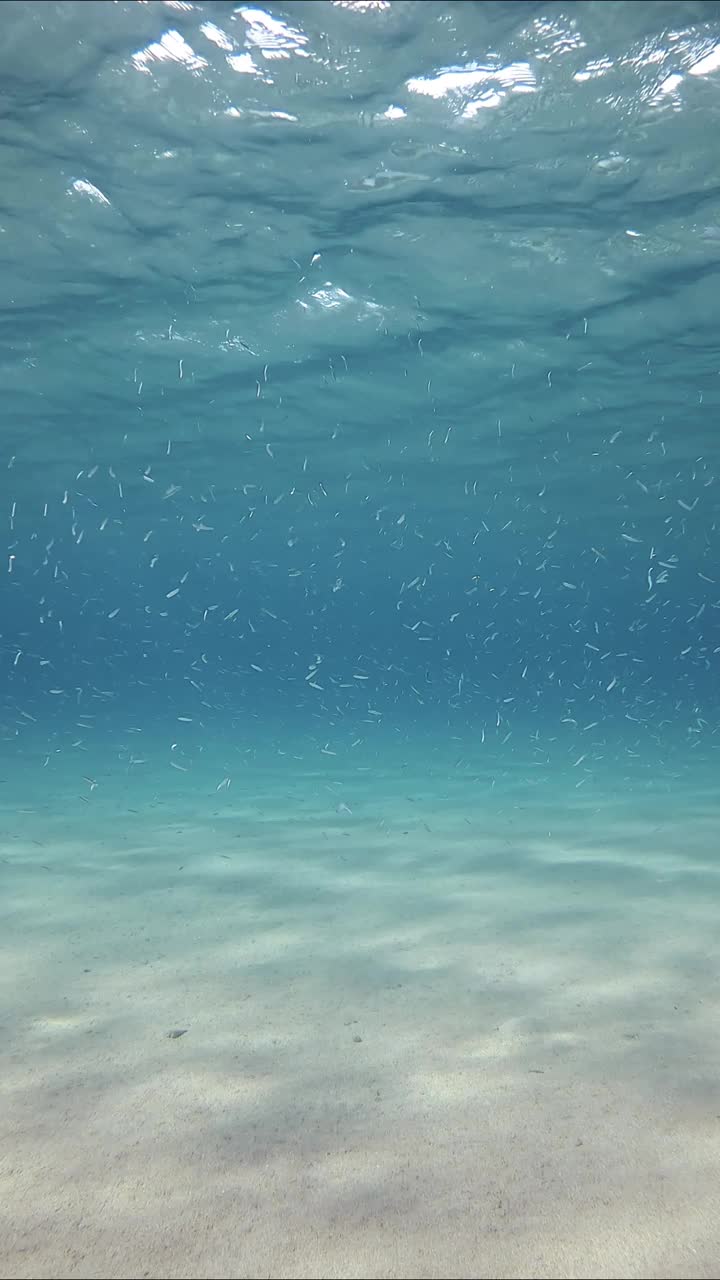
[1,755,719,1279]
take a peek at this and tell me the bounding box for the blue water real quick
[1,4,720,1278]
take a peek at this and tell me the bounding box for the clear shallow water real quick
[1,3,720,1278]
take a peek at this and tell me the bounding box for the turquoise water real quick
[1,4,720,1278]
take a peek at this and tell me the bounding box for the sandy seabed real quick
[1,743,719,1279]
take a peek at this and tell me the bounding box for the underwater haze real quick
[1,2,720,1278]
